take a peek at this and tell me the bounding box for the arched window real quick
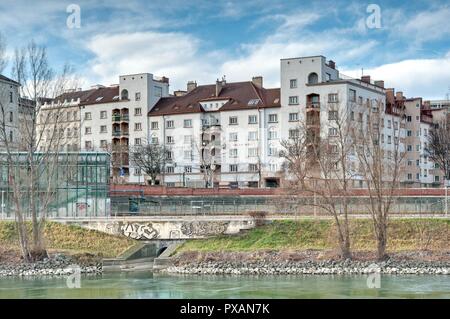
[121,89,129,100]
[308,72,318,84]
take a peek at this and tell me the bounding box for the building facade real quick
[0,74,20,150]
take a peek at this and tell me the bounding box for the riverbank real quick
[168,219,450,275]
[0,221,134,277]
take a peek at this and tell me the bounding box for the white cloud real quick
[84,31,222,91]
[343,55,450,100]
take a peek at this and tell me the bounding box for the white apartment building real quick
[147,56,418,188]
[79,73,169,183]
[0,74,20,150]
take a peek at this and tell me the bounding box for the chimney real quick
[216,76,226,97]
[252,76,263,88]
[361,75,371,83]
[396,91,404,100]
[187,81,197,93]
[374,80,384,88]
[328,60,336,69]
[174,90,187,97]
[160,76,169,84]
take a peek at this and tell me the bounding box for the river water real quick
[1,272,449,298]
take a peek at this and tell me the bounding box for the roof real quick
[54,89,97,104]
[149,81,280,116]
[78,86,122,106]
[0,74,20,86]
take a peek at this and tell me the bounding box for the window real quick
[85,141,92,150]
[135,92,141,101]
[289,129,299,139]
[8,111,13,123]
[184,119,192,128]
[135,108,142,116]
[268,130,278,140]
[229,164,238,172]
[184,150,192,159]
[249,164,258,172]
[100,111,107,119]
[416,144,420,151]
[268,147,277,156]
[134,123,142,131]
[100,125,107,133]
[248,115,258,124]
[268,114,278,123]
[349,89,356,102]
[166,120,174,129]
[387,120,392,129]
[84,112,92,120]
[328,127,338,136]
[328,110,338,120]
[9,92,13,103]
[184,166,192,173]
[100,140,107,148]
[407,173,412,180]
[407,116,412,122]
[73,128,78,137]
[229,116,238,125]
[229,132,238,142]
[166,151,173,160]
[350,111,355,121]
[166,136,174,144]
[85,127,92,134]
[73,111,78,120]
[328,93,338,103]
[9,131,13,142]
[288,96,299,105]
[151,121,159,130]
[135,138,141,145]
[307,72,318,84]
[151,137,159,144]
[184,135,192,144]
[387,135,392,144]
[407,130,412,137]
[166,166,174,173]
[248,131,258,141]
[289,113,298,122]
[290,79,297,88]
[248,148,258,157]
[416,159,420,167]
[121,89,128,100]
[67,128,72,137]
[435,175,440,182]
[134,168,141,176]
[229,149,238,158]
[407,145,412,151]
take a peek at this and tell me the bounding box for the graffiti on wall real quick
[105,222,159,240]
[180,221,229,237]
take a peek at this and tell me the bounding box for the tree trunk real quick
[376,224,388,261]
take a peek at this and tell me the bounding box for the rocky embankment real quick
[166,251,450,276]
[0,254,102,277]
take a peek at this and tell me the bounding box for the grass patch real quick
[0,221,134,258]
[178,219,450,253]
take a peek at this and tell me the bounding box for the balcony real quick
[112,130,129,137]
[306,102,320,111]
[112,114,129,122]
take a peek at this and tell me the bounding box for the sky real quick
[0,0,450,100]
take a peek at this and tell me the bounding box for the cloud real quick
[343,54,450,100]
[84,31,222,90]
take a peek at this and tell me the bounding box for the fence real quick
[110,195,449,217]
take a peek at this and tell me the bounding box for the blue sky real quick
[1,0,450,99]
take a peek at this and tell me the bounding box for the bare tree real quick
[0,38,77,261]
[280,99,355,259]
[130,140,170,185]
[354,99,406,261]
[427,120,450,183]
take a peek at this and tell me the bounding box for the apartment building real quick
[0,74,20,150]
[79,73,169,183]
[146,56,413,188]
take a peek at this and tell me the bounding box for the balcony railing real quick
[306,102,320,109]
[112,115,129,122]
[112,130,129,137]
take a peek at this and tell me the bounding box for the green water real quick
[0,272,449,299]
